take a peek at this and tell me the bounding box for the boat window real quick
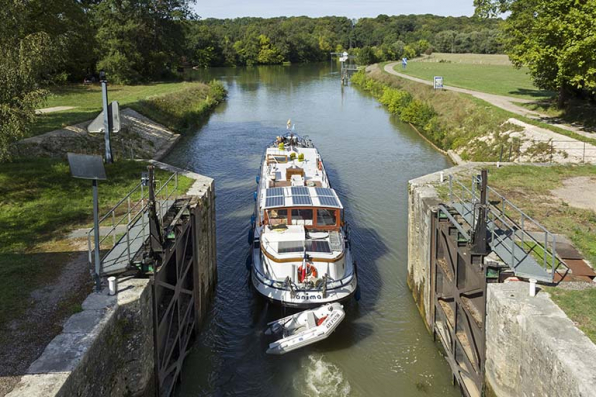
[316,209,337,226]
[267,209,288,225]
[277,241,304,254]
[306,240,331,253]
[291,209,313,226]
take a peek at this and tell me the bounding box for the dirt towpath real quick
[383,62,594,140]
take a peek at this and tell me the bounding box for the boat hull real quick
[250,268,357,309]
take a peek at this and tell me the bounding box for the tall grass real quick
[130,80,226,133]
[352,66,518,161]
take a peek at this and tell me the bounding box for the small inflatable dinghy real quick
[265,303,345,355]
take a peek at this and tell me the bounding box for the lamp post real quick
[99,71,114,163]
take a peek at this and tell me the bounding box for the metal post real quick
[93,180,102,291]
[127,196,131,224]
[112,211,116,246]
[520,214,525,248]
[583,142,586,163]
[449,175,453,202]
[100,71,113,163]
[544,232,548,269]
[552,234,557,276]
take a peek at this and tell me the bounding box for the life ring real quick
[298,263,318,283]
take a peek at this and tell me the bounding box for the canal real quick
[165,64,459,396]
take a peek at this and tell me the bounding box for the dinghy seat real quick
[306,312,317,329]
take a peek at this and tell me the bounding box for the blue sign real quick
[434,76,444,90]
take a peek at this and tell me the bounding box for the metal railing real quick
[448,174,567,282]
[87,171,181,275]
[499,139,596,164]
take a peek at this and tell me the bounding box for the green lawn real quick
[32,81,209,137]
[396,55,553,100]
[0,158,193,330]
[549,287,596,344]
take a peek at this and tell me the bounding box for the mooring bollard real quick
[439,171,444,183]
[108,276,118,296]
[529,278,537,297]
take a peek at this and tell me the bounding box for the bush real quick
[351,66,515,160]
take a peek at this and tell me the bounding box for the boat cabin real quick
[260,187,343,231]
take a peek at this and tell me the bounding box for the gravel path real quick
[383,62,596,139]
[35,106,76,114]
[551,177,596,212]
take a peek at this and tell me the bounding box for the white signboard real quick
[434,76,444,90]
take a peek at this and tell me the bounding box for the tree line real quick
[187,15,503,67]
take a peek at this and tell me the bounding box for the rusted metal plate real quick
[561,259,596,277]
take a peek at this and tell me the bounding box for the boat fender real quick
[253,191,257,201]
[256,176,260,184]
[247,229,254,245]
[316,316,328,326]
[318,160,322,171]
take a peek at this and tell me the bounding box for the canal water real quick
[166,64,458,396]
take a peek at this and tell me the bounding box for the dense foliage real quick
[475,0,596,105]
[185,15,504,67]
[0,0,57,161]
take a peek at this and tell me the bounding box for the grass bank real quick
[129,81,226,132]
[33,80,226,136]
[352,66,520,161]
[549,287,596,343]
[400,53,553,100]
[0,159,193,334]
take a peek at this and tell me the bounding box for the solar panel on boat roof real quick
[319,196,339,207]
[265,196,285,207]
[291,186,309,196]
[315,187,335,197]
[266,188,284,197]
[293,195,312,205]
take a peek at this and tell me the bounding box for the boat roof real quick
[263,187,343,209]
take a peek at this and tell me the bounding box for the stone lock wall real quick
[7,163,217,397]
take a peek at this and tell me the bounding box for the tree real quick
[475,0,596,106]
[0,0,56,160]
[356,46,377,65]
[93,0,194,83]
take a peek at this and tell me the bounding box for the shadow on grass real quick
[508,88,554,99]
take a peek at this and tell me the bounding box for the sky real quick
[192,0,476,19]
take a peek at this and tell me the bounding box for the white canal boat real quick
[249,128,358,309]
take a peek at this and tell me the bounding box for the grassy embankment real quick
[0,159,194,340]
[32,80,226,136]
[402,53,596,132]
[352,66,524,161]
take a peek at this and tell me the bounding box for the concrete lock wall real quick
[407,164,596,397]
[7,162,217,397]
[486,283,596,397]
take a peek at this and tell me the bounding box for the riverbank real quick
[32,81,226,137]
[352,64,596,163]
